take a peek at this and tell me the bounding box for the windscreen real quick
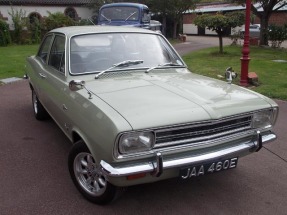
[70,33,184,74]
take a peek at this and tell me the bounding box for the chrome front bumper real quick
[100,131,276,178]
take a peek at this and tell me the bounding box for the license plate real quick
[180,157,238,179]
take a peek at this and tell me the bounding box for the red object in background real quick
[240,0,251,86]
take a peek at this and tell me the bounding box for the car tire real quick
[68,140,117,205]
[32,90,49,120]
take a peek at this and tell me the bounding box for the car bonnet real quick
[85,71,274,130]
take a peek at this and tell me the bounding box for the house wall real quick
[183,13,199,34]
[254,12,287,26]
[183,24,198,34]
[0,5,93,29]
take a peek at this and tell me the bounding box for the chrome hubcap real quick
[32,92,38,114]
[74,152,107,196]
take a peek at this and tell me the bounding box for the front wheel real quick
[68,140,117,205]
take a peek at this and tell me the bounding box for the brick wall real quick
[253,12,287,26]
[269,12,287,25]
[183,14,196,24]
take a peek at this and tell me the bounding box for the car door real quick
[41,34,71,134]
[31,34,54,105]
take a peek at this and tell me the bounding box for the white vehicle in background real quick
[240,24,261,38]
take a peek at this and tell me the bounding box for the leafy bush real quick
[43,12,75,32]
[28,17,41,44]
[8,8,27,44]
[268,24,287,48]
[194,11,245,53]
[0,19,11,46]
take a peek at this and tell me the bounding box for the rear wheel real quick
[32,90,49,120]
[68,140,117,205]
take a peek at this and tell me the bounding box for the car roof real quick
[49,26,155,38]
[100,3,148,9]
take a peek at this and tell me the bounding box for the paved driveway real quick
[173,36,232,56]
[1,38,287,214]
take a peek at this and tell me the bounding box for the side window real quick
[37,35,53,63]
[48,35,65,73]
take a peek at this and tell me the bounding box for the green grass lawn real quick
[182,46,287,100]
[0,44,38,79]
[0,44,286,100]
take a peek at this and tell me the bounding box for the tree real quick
[0,19,11,46]
[8,8,27,43]
[28,16,41,44]
[251,0,287,45]
[167,0,200,38]
[43,12,75,32]
[231,0,287,45]
[146,0,199,38]
[194,11,245,53]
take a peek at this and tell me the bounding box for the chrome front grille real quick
[154,115,252,149]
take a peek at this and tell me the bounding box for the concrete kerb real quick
[0,77,25,85]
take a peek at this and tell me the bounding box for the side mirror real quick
[69,80,93,99]
[69,80,85,91]
[142,13,151,23]
[225,67,237,84]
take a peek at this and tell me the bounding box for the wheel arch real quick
[29,82,34,91]
[71,130,94,156]
[70,129,108,164]
[72,130,82,144]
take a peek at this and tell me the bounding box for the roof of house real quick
[0,0,93,6]
[185,3,245,13]
[256,3,287,12]
[185,2,287,13]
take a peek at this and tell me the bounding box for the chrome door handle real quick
[62,104,68,111]
[39,73,46,78]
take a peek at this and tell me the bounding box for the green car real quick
[25,26,278,205]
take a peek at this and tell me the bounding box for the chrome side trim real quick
[100,132,276,178]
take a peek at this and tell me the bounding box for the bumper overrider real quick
[100,130,276,180]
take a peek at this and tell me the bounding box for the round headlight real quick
[118,131,155,154]
[252,109,274,129]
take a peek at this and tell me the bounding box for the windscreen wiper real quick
[101,14,111,23]
[125,12,137,21]
[145,62,184,73]
[95,60,144,79]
